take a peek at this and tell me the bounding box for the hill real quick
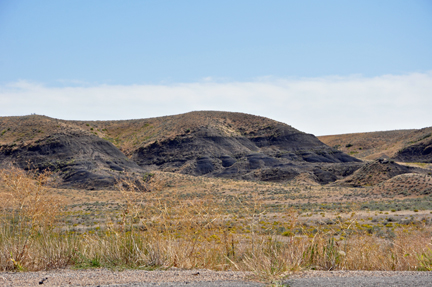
[318,127,432,162]
[336,158,425,187]
[0,115,145,189]
[0,111,362,188]
[73,111,362,183]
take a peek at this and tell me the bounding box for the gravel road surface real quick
[97,282,262,287]
[285,271,432,286]
[1,269,432,286]
[0,269,259,286]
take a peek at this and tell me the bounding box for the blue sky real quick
[1,0,431,135]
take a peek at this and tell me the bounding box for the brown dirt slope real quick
[318,127,432,161]
[337,158,424,187]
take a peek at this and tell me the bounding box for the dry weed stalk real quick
[0,165,63,231]
[0,165,66,271]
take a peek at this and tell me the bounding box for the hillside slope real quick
[393,137,432,163]
[318,127,432,161]
[0,115,145,189]
[126,111,361,183]
[0,111,363,187]
[337,158,422,187]
[70,111,361,183]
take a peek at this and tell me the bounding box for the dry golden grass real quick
[0,165,63,231]
[0,166,68,271]
[1,167,432,285]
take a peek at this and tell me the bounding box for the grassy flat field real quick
[1,167,432,285]
[53,171,432,231]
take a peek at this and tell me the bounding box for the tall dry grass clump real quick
[0,166,63,230]
[0,165,72,271]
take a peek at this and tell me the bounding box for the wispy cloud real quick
[1,72,431,135]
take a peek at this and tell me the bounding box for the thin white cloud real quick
[1,72,431,135]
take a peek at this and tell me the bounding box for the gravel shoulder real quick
[0,269,259,287]
[285,271,432,287]
[2,269,432,287]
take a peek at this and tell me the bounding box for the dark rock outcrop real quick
[131,117,362,184]
[0,131,145,189]
[393,137,432,163]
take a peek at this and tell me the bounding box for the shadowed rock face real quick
[393,138,432,163]
[0,131,145,189]
[132,124,362,184]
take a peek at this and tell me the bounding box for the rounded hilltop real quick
[78,110,304,154]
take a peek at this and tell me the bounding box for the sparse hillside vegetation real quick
[319,127,432,161]
[369,173,432,197]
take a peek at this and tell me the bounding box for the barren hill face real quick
[318,127,432,162]
[393,136,432,163]
[123,111,361,183]
[0,111,363,188]
[337,158,420,187]
[67,111,310,156]
[0,115,145,189]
